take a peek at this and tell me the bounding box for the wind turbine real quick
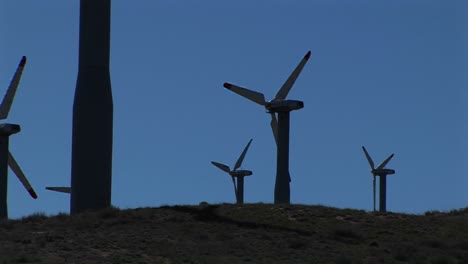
[0,56,38,219]
[211,139,253,204]
[223,51,311,204]
[362,146,395,212]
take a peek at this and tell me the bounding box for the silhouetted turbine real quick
[211,139,253,204]
[223,51,311,204]
[0,56,38,219]
[362,146,395,212]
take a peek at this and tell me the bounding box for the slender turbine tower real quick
[0,56,38,219]
[362,146,395,212]
[211,139,253,204]
[223,51,311,204]
[71,0,113,214]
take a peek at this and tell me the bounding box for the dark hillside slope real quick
[0,204,467,264]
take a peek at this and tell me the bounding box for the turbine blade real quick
[231,176,237,201]
[274,51,311,100]
[211,161,231,173]
[223,83,266,106]
[288,171,291,182]
[376,153,394,170]
[233,139,253,171]
[0,56,27,120]
[8,151,37,199]
[270,113,279,145]
[362,146,375,170]
[46,187,71,194]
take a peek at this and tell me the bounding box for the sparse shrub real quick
[21,212,47,223]
[425,210,442,216]
[448,207,468,215]
[54,212,69,222]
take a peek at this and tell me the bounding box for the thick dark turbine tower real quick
[71,0,113,214]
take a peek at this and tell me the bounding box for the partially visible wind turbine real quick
[0,56,38,219]
[224,51,311,203]
[362,146,395,212]
[211,139,253,204]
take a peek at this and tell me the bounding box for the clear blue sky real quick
[1,1,466,219]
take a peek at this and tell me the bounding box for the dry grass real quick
[0,204,466,264]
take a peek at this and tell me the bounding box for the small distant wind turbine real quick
[211,139,253,204]
[362,146,395,212]
[223,51,311,204]
[0,56,38,219]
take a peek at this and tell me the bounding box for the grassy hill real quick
[0,203,467,264]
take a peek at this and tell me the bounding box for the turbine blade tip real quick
[305,51,311,60]
[223,83,232,89]
[20,56,27,66]
[28,189,38,199]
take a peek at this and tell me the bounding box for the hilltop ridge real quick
[0,203,467,264]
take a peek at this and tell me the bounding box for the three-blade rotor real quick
[362,146,395,212]
[0,56,37,199]
[362,146,394,173]
[224,51,310,142]
[211,139,254,175]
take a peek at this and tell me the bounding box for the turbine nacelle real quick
[372,168,395,176]
[266,99,304,112]
[230,170,252,177]
[0,124,20,136]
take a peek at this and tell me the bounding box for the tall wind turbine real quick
[0,56,38,219]
[223,51,311,204]
[71,0,113,214]
[211,139,253,204]
[362,146,395,212]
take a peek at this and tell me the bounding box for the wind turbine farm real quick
[0,1,465,262]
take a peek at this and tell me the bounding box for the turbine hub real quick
[230,170,253,177]
[266,99,304,112]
